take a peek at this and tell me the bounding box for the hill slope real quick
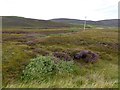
[2,16,73,28]
[50,18,118,27]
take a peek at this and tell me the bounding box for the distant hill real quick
[50,18,118,27]
[2,16,118,28]
[2,16,73,28]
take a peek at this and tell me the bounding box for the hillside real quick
[2,16,73,28]
[50,18,118,27]
[2,16,118,28]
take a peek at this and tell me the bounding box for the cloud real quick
[0,0,119,20]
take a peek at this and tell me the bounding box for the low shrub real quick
[57,60,79,74]
[53,52,72,61]
[21,56,56,82]
[74,50,99,63]
[21,55,79,82]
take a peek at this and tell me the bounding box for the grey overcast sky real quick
[0,0,119,21]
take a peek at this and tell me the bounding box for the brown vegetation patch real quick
[53,52,72,61]
[74,50,99,63]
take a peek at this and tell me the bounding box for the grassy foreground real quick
[2,28,118,88]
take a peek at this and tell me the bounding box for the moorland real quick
[2,16,118,88]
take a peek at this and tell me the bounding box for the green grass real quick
[4,59,118,88]
[2,27,118,88]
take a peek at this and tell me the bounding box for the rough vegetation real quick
[74,50,99,63]
[53,52,72,61]
[21,56,79,83]
[2,24,118,88]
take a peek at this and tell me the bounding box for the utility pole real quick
[84,16,87,31]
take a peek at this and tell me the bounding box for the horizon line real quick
[1,15,118,21]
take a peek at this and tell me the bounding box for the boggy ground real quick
[2,27,118,88]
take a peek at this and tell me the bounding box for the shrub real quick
[21,55,80,82]
[53,52,72,61]
[74,50,99,63]
[21,56,56,82]
[57,60,79,74]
